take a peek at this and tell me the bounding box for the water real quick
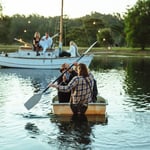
[0,55,150,150]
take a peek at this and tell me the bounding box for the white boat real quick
[0,0,94,69]
[0,46,93,69]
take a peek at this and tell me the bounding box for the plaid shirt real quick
[58,73,94,104]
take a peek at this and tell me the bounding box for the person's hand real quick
[48,83,58,88]
[73,62,78,66]
[62,74,67,82]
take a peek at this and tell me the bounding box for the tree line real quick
[0,0,149,50]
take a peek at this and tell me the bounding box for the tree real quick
[124,0,150,50]
[0,16,11,43]
[0,3,3,18]
[111,13,125,46]
[83,18,105,44]
[67,27,87,46]
[0,9,128,46]
[97,28,114,47]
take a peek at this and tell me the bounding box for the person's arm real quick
[49,76,78,92]
[69,45,76,57]
[33,38,36,45]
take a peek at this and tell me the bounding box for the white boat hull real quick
[0,49,93,69]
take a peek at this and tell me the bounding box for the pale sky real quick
[1,0,137,18]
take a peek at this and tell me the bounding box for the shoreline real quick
[0,45,150,56]
[88,50,150,56]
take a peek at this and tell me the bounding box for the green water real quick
[0,55,150,150]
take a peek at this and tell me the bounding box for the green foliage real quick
[97,28,114,46]
[83,17,105,44]
[0,7,126,47]
[0,3,2,17]
[110,13,125,46]
[0,16,11,43]
[124,0,150,50]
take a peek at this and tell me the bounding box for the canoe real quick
[0,47,93,69]
[51,96,108,115]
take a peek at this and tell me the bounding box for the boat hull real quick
[51,103,107,115]
[51,96,108,115]
[0,50,93,69]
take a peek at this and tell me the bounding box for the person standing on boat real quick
[33,32,41,56]
[49,63,94,114]
[39,32,53,54]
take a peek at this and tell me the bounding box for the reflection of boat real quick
[0,0,93,69]
[50,114,108,124]
[51,96,108,115]
[50,113,108,148]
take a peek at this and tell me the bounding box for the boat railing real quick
[19,46,55,52]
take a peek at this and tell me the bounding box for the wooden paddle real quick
[14,38,32,46]
[24,41,97,110]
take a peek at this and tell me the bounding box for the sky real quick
[1,0,137,18]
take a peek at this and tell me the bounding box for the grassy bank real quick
[0,44,19,52]
[0,44,150,56]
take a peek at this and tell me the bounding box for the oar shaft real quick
[42,41,97,93]
[24,41,97,110]
[14,38,32,46]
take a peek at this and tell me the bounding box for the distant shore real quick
[80,47,150,56]
[89,50,150,56]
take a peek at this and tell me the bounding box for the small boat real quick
[51,96,108,115]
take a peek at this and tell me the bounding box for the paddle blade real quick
[24,93,42,110]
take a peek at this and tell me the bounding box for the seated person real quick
[39,32,53,54]
[33,32,42,55]
[59,41,80,57]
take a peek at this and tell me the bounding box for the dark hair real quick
[60,68,66,73]
[78,63,89,77]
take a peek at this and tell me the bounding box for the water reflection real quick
[124,58,150,111]
[0,68,59,88]
[50,114,108,149]
[0,55,150,150]
[90,56,150,112]
[0,68,60,113]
